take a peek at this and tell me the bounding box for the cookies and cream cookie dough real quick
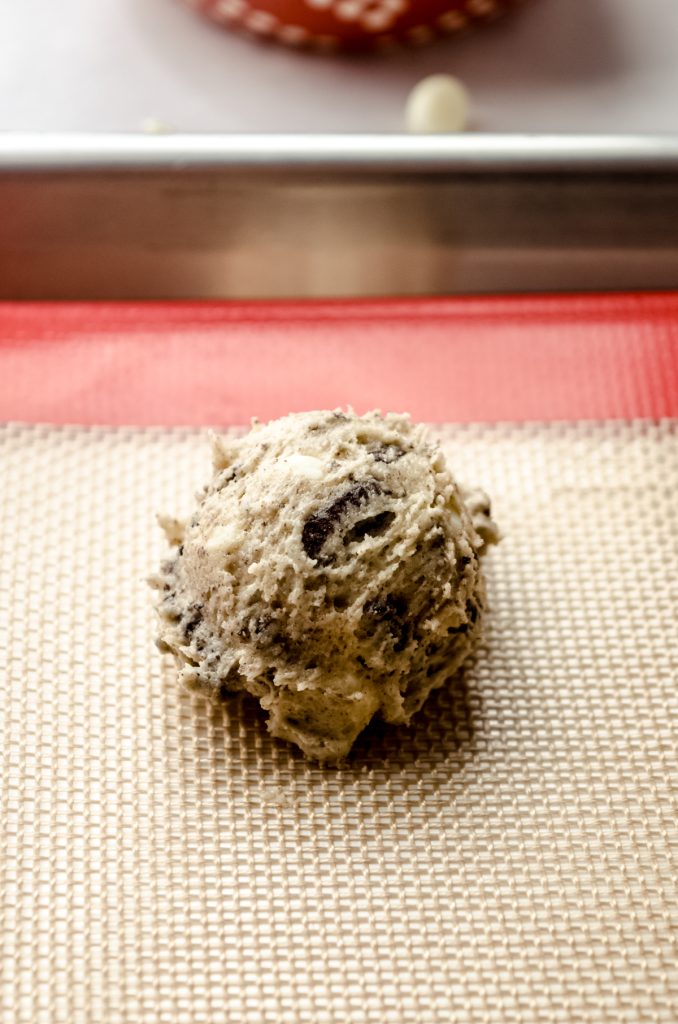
[150,410,498,762]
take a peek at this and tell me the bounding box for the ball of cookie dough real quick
[150,410,497,763]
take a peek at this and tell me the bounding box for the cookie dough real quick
[150,410,498,762]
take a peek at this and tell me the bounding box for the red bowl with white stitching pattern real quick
[187,0,524,52]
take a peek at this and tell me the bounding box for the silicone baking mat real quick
[1,295,677,1024]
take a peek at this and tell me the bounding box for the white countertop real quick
[1,0,678,134]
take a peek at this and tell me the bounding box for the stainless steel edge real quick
[1,133,677,299]
[2,133,678,173]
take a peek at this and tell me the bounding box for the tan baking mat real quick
[1,421,677,1024]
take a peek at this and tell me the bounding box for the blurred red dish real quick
[187,0,525,51]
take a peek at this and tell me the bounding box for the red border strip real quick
[1,294,677,425]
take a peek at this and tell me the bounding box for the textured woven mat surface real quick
[1,420,677,1024]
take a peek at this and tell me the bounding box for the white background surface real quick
[1,0,678,133]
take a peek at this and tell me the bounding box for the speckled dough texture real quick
[1,420,676,1024]
[151,411,498,762]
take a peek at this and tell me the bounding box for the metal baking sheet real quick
[1,133,678,299]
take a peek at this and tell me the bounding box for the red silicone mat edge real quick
[1,294,677,426]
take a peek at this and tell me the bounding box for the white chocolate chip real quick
[140,116,173,135]
[405,74,469,134]
[283,453,325,479]
[205,521,242,554]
